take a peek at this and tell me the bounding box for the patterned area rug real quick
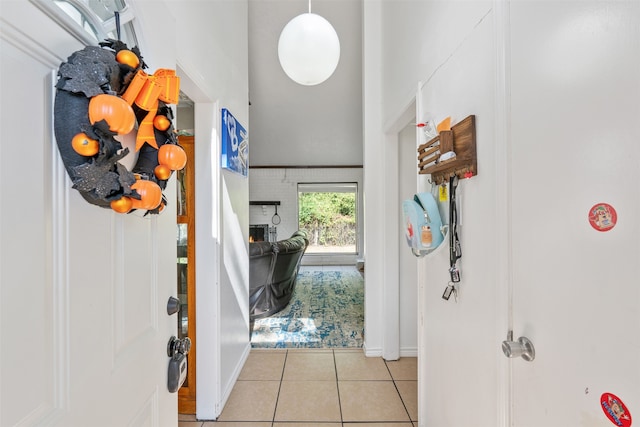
[250,269,364,348]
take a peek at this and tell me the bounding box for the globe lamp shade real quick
[278,12,340,86]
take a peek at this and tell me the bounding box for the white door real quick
[1,2,176,426]
[509,2,639,425]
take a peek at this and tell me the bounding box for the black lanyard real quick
[449,176,461,281]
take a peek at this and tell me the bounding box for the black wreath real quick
[53,39,181,215]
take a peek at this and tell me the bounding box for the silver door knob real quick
[167,336,191,357]
[502,332,535,361]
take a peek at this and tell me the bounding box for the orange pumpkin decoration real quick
[154,164,172,181]
[71,132,99,157]
[88,94,135,134]
[158,144,187,171]
[130,179,163,210]
[153,115,171,131]
[115,49,140,69]
[110,196,133,213]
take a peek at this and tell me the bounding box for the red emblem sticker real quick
[601,392,632,427]
[589,203,617,232]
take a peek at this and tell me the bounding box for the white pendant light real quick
[278,1,340,86]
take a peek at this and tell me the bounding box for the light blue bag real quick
[402,192,445,256]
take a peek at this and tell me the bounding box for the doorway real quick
[175,91,197,413]
[176,134,196,413]
[248,168,365,348]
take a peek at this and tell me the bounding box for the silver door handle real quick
[167,336,191,357]
[502,331,535,361]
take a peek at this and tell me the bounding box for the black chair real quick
[249,231,309,321]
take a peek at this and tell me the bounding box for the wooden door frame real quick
[178,135,197,413]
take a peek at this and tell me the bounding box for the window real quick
[298,183,357,254]
[32,0,137,46]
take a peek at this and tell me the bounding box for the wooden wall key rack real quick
[418,115,477,185]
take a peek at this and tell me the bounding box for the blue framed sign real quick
[221,108,248,176]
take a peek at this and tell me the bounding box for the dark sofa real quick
[249,231,309,321]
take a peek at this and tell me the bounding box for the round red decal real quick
[601,392,632,427]
[589,203,617,232]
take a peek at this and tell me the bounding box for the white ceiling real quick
[248,0,363,167]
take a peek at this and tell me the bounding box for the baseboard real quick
[301,254,358,265]
[363,343,417,358]
[400,347,418,358]
[362,342,382,357]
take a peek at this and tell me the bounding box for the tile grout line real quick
[271,349,289,426]
[384,359,414,424]
[332,349,344,424]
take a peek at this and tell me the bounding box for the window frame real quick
[30,0,137,46]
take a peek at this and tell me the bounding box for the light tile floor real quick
[179,348,417,427]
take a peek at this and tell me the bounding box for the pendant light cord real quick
[308,0,311,13]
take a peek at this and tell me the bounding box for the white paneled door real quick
[509,2,639,426]
[1,3,176,426]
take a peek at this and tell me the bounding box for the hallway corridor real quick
[179,348,417,426]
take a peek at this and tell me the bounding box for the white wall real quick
[370,1,501,425]
[249,167,364,265]
[247,0,363,167]
[146,0,250,419]
[361,0,423,361]
[374,1,640,426]
[362,0,385,358]
[398,124,418,356]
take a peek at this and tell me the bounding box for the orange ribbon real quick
[121,69,180,151]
